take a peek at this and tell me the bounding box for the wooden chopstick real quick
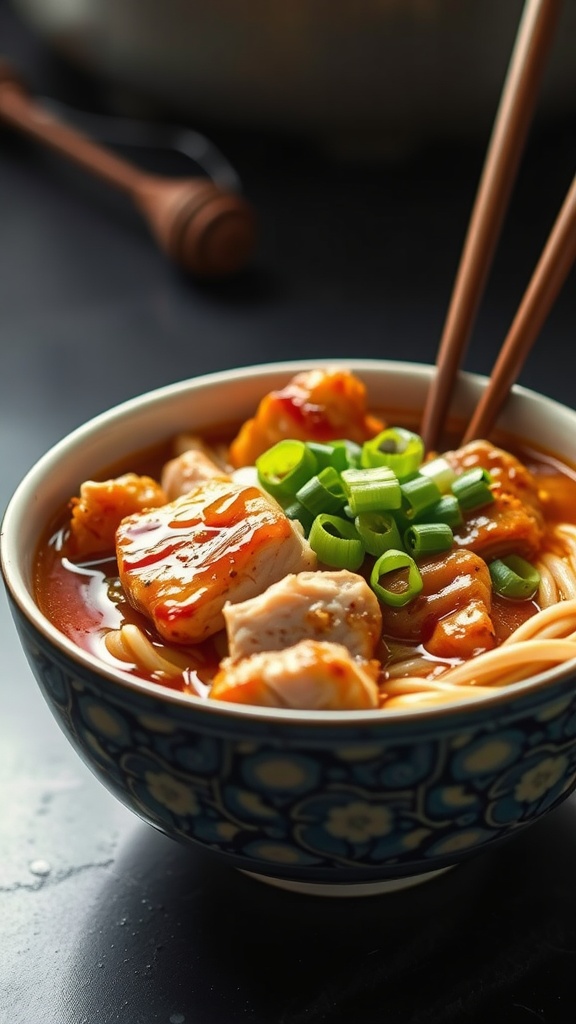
[461,171,576,443]
[419,0,562,453]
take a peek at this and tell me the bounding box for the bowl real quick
[4,358,576,897]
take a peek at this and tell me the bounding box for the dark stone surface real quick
[1,2,575,1021]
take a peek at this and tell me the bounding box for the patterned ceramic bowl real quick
[3,359,576,897]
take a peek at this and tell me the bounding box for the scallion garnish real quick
[304,441,341,471]
[488,555,541,599]
[296,466,347,517]
[361,427,424,478]
[417,494,463,528]
[253,432,531,608]
[451,467,494,511]
[329,439,363,469]
[400,474,442,519]
[341,466,401,515]
[305,440,361,473]
[419,456,457,494]
[370,550,423,607]
[354,511,403,557]
[404,522,454,558]
[256,440,317,498]
[283,499,315,535]
[308,514,365,570]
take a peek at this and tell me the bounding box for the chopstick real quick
[461,171,576,443]
[419,0,562,453]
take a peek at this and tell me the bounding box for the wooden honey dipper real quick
[0,60,256,279]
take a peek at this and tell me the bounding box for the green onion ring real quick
[308,514,365,570]
[370,550,423,607]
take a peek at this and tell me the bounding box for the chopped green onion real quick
[341,466,402,514]
[361,427,424,478]
[419,456,457,494]
[304,441,340,471]
[308,514,365,570]
[355,511,403,556]
[256,440,317,498]
[489,555,541,599]
[296,466,347,516]
[370,550,423,607]
[305,439,362,472]
[283,499,315,535]
[451,467,494,511]
[417,494,463,529]
[328,439,363,469]
[404,522,454,558]
[400,474,442,519]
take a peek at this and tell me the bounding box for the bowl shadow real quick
[64,798,576,1024]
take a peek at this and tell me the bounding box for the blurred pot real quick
[11,0,576,154]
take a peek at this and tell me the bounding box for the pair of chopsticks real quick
[420,0,576,452]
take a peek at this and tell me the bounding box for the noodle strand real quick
[105,624,193,678]
[438,638,576,688]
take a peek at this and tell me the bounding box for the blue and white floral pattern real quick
[12,604,576,883]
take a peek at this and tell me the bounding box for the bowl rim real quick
[3,356,576,726]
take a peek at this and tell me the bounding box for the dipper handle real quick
[0,60,256,278]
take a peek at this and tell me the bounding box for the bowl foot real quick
[239,864,455,897]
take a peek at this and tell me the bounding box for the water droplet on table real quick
[29,858,51,877]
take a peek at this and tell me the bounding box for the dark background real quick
[1,1,576,1021]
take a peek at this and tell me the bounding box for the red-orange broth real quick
[33,419,576,699]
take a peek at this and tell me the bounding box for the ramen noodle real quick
[33,367,576,712]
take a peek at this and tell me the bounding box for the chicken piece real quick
[443,440,545,561]
[161,448,230,500]
[424,601,496,659]
[382,548,496,660]
[452,492,544,563]
[228,367,384,468]
[444,439,540,502]
[210,639,380,710]
[172,433,229,463]
[223,569,382,661]
[116,478,317,644]
[67,474,167,558]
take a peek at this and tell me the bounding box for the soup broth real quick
[32,369,576,712]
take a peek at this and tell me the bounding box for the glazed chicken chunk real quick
[444,440,545,561]
[210,639,380,710]
[116,478,317,644]
[68,474,168,558]
[228,366,384,467]
[161,447,230,500]
[223,569,382,661]
[382,548,496,660]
